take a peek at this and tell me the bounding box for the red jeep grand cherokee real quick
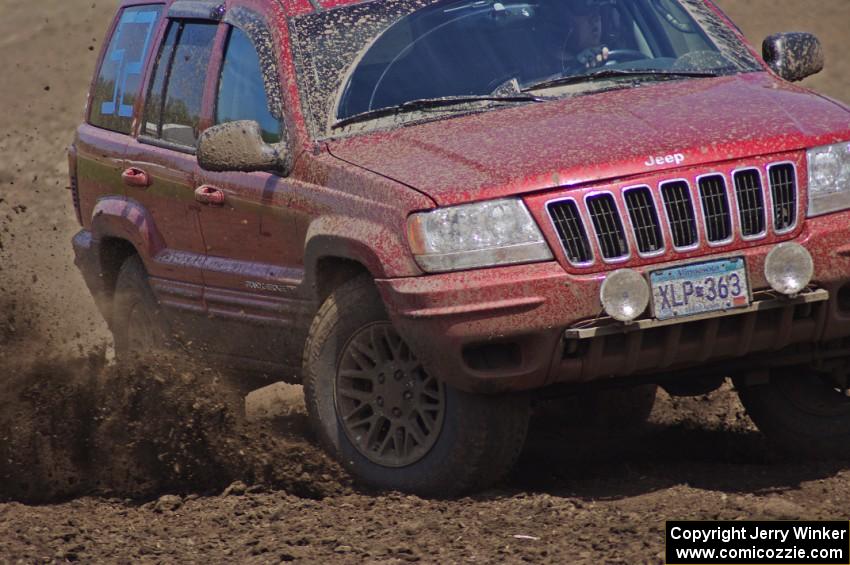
[71,0,850,495]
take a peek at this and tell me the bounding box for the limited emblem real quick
[245,281,287,293]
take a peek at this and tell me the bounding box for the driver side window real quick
[216,27,282,144]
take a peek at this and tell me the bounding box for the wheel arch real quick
[99,237,140,301]
[312,255,373,305]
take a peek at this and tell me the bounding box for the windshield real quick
[289,0,761,136]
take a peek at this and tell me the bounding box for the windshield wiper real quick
[521,69,720,92]
[332,94,545,129]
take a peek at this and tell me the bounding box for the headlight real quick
[807,141,850,216]
[407,199,553,272]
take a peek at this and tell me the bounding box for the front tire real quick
[736,367,850,459]
[303,276,530,497]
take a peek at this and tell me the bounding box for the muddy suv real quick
[71,0,850,495]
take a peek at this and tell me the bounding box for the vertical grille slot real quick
[661,181,698,248]
[548,200,592,264]
[624,187,663,255]
[734,169,766,237]
[769,163,797,232]
[698,175,732,243]
[586,194,628,260]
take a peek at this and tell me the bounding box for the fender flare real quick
[302,216,421,299]
[89,196,165,259]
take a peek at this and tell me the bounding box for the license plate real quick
[650,257,750,321]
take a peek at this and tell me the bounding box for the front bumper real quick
[376,210,850,394]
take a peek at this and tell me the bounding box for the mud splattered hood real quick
[327,72,850,207]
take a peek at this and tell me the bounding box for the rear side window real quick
[143,20,217,148]
[216,27,282,144]
[89,5,163,134]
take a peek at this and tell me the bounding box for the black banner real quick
[666,521,850,564]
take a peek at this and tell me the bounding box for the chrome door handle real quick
[121,167,151,188]
[194,185,225,205]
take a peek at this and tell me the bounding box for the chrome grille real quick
[769,163,797,232]
[544,159,800,269]
[661,181,698,249]
[698,175,732,243]
[734,169,766,237]
[548,200,592,264]
[586,194,628,260]
[624,187,663,255]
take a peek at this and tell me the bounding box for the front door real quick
[193,22,307,369]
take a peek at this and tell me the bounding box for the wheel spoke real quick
[395,426,407,457]
[370,325,393,362]
[345,405,374,428]
[423,374,438,387]
[399,339,412,362]
[383,327,403,360]
[406,422,425,446]
[348,339,377,369]
[377,423,396,456]
[339,368,372,381]
[414,409,434,434]
[401,426,413,456]
[364,415,387,449]
[337,386,371,403]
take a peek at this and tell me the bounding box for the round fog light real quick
[600,269,650,322]
[764,242,813,296]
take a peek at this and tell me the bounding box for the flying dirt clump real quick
[0,301,20,345]
[0,297,39,357]
[0,350,350,504]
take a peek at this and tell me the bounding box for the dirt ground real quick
[2,0,850,562]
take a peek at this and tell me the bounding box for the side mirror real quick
[762,32,824,82]
[197,120,289,173]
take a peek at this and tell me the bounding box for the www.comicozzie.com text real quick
[669,525,848,544]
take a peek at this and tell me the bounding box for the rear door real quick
[124,16,221,298]
[76,4,164,230]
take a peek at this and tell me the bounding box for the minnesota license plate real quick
[650,257,750,321]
